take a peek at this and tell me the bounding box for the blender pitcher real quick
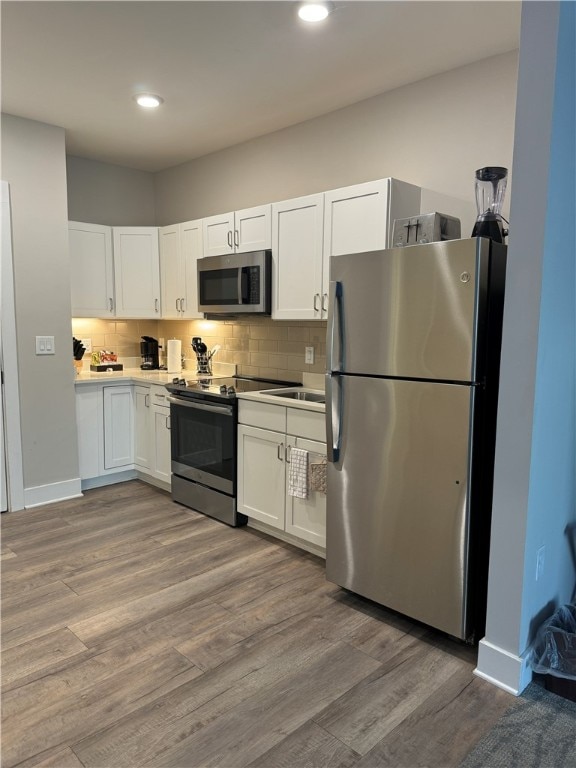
[471,166,508,242]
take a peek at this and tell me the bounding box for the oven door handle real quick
[167,396,234,416]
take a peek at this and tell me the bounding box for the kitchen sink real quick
[263,388,325,404]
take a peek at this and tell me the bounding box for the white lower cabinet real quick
[76,382,170,489]
[150,389,171,484]
[237,400,326,551]
[284,435,326,547]
[238,425,286,529]
[103,386,134,469]
[134,386,151,469]
[133,384,171,484]
[76,384,134,480]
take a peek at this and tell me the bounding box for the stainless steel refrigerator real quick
[325,237,507,642]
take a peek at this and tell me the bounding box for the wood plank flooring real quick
[1,481,517,768]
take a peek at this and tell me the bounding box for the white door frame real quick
[1,180,25,511]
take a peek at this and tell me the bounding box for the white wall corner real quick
[24,478,83,508]
[474,637,533,696]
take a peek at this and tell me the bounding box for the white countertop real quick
[74,368,228,387]
[237,388,325,413]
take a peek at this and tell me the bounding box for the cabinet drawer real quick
[238,400,286,432]
[150,385,170,408]
[286,409,326,442]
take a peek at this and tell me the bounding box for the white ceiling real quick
[1,1,521,173]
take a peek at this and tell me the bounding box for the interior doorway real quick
[1,180,24,512]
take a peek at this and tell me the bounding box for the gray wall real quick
[482,0,575,682]
[154,52,518,225]
[67,155,155,225]
[1,114,79,491]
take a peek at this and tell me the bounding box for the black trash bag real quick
[530,603,576,680]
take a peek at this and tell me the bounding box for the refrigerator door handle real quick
[326,281,343,373]
[326,280,343,463]
[325,373,342,463]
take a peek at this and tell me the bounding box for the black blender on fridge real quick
[471,166,509,242]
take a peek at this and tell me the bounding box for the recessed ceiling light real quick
[134,93,164,109]
[298,2,332,23]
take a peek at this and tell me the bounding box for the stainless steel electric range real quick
[165,375,299,526]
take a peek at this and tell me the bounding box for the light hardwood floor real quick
[1,481,516,768]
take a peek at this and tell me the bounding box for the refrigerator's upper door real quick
[329,237,490,382]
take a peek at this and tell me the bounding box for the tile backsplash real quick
[71,317,327,381]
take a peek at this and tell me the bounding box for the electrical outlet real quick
[536,545,545,581]
[305,346,315,365]
[80,338,92,354]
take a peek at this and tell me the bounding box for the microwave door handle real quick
[238,269,249,305]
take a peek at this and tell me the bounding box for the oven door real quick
[168,395,235,494]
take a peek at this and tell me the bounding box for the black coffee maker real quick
[140,336,159,370]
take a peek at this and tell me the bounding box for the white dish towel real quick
[288,448,309,499]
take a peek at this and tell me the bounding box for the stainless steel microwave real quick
[197,250,272,315]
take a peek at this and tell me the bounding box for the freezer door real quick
[326,375,474,639]
[329,237,490,382]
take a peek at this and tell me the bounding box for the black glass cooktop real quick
[165,375,299,402]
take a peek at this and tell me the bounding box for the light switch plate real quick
[36,335,55,355]
[305,346,315,365]
[80,338,92,354]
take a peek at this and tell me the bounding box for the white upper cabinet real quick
[113,227,161,318]
[203,204,271,257]
[69,222,115,317]
[160,220,204,319]
[159,225,181,319]
[323,177,421,272]
[180,219,204,318]
[272,179,421,321]
[272,194,324,321]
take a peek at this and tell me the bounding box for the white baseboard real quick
[24,478,83,508]
[474,637,533,696]
[81,469,138,490]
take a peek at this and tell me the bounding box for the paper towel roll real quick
[167,339,182,373]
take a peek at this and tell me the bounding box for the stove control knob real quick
[178,378,186,386]
[227,386,236,395]
[219,384,228,394]
[172,377,180,384]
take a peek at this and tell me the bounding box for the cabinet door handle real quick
[145,394,150,407]
[180,297,186,313]
[285,445,292,463]
[313,293,320,312]
[109,297,114,312]
[154,393,165,401]
[166,415,171,430]
[155,299,159,313]
[175,298,179,312]
[227,230,233,249]
[234,229,240,249]
[277,442,284,461]
[322,293,328,313]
